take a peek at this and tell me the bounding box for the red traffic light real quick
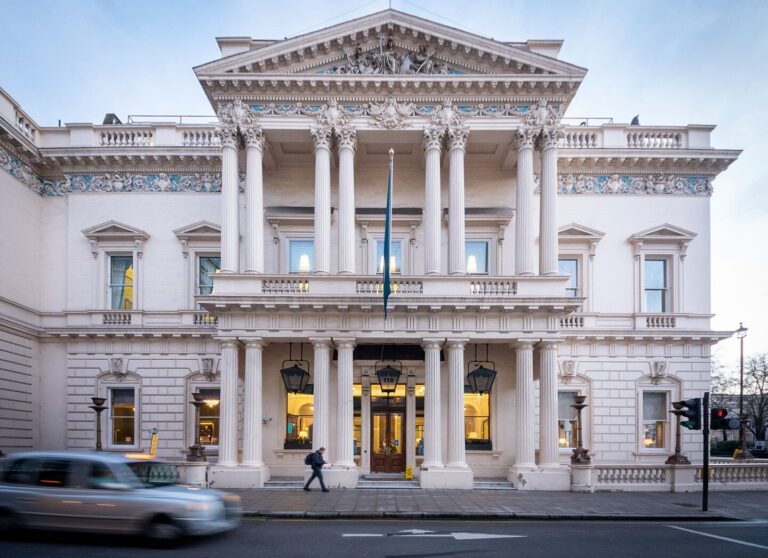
[714,408,727,419]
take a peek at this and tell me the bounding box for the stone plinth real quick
[208,465,269,489]
[420,467,473,489]
[304,466,358,489]
[509,466,570,491]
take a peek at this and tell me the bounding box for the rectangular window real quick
[558,391,579,448]
[196,388,220,446]
[558,258,579,297]
[465,241,489,274]
[464,388,491,450]
[285,386,313,449]
[644,259,668,312]
[376,239,402,274]
[289,240,314,273]
[197,256,220,295]
[110,387,135,446]
[109,255,134,310]
[642,391,667,449]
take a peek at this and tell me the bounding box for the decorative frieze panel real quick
[249,101,532,118]
[556,174,712,196]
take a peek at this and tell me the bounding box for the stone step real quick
[264,479,305,490]
[473,480,515,490]
[356,481,421,489]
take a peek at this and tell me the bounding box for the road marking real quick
[343,534,384,537]
[343,529,525,541]
[667,525,768,550]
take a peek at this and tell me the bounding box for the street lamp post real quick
[570,395,591,463]
[89,396,107,451]
[187,393,207,462]
[735,323,753,460]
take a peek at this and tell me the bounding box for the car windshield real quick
[126,461,179,488]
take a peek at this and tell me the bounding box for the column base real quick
[172,461,208,487]
[508,466,570,491]
[208,465,270,488]
[420,466,473,489]
[570,463,595,493]
[304,466,358,488]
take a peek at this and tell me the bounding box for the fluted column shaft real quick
[312,339,331,455]
[515,341,536,468]
[448,127,468,275]
[539,129,561,276]
[219,128,240,273]
[422,340,443,468]
[515,127,536,276]
[218,340,239,467]
[311,126,332,275]
[539,342,560,468]
[242,340,265,467]
[337,128,356,274]
[423,128,443,275]
[446,340,468,468]
[243,129,265,274]
[335,339,356,468]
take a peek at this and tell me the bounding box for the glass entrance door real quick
[370,411,405,473]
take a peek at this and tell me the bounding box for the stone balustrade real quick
[99,127,155,147]
[556,312,708,331]
[558,124,714,150]
[595,464,668,488]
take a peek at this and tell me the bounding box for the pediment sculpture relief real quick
[323,35,452,75]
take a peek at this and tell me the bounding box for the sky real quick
[1,0,766,379]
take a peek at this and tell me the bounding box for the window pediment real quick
[629,223,696,258]
[174,221,221,259]
[82,220,149,258]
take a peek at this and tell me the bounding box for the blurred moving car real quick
[0,451,241,543]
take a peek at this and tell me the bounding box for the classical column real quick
[539,126,563,276]
[217,339,239,467]
[538,341,560,468]
[311,338,331,454]
[514,340,536,469]
[515,126,537,276]
[406,375,416,472]
[217,126,240,273]
[448,126,468,275]
[311,125,333,275]
[243,126,265,274]
[422,339,443,468]
[335,339,356,468]
[337,127,357,275]
[423,127,443,275]
[446,339,469,468]
[242,339,266,467]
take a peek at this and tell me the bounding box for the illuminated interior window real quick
[109,255,134,310]
[285,386,313,448]
[558,391,579,448]
[465,241,489,274]
[376,239,402,274]
[464,389,490,449]
[643,391,667,449]
[110,387,135,446]
[289,240,314,273]
[196,388,220,445]
[415,384,424,458]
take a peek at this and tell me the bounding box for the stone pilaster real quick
[539,126,563,276]
[515,126,537,276]
[217,126,240,274]
[448,126,468,275]
[514,340,536,469]
[311,125,333,275]
[421,339,443,468]
[217,339,239,467]
[446,339,469,468]
[423,127,443,275]
[311,338,331,454]
[242,339,266,468]
[336,126,357,275]
[335,339,356,468]
[243,126,265,274]
[538,341,560,468]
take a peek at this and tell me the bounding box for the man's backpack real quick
[304,452,313,466]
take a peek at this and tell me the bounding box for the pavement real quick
[229,488,768,521]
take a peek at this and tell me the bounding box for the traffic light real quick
[673,398,701,430]
[710,407,740,430]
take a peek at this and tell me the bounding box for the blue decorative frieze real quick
[556,174,712,196]
[60,173,223,195]
[0,145,67,194]
[250,102,530,118]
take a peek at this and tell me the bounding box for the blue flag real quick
[383,148,394,318]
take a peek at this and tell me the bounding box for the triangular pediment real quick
[195,9,586,78]
[629,223,697,244]
[558,223,605,241]
[82,220,149,241]
[173,220,221,241]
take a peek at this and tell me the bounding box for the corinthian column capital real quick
[540,125,565,150]
[516,125,538,150]
[241,124,265,151]
[422,126,444,151]
[310,124,333,151]
[447,125,469,151]
[216,125,239,149]
[335,125,357,151]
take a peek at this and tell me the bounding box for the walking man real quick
[303,447,330,492]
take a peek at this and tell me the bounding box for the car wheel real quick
[0,509,19,539]
[145,516,184,547]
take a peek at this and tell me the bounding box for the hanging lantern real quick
[375,361,402,394]
[280,343,310,394]
[466,344,497,394]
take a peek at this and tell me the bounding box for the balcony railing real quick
[559,124,714,150]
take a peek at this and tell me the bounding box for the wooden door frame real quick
[370,409,406,473]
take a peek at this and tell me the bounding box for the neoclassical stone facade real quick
[0,10,740,490]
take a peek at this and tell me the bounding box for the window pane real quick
[643,392,666,421]
[109,256,133,310]
[558,392,578,420]
[285,391,314,448]
[289,240,314,273]
[644,259,666,289]
[88,462,119,489]
[197,388,220,445]
[645,290,664,313]
[464,391,490,449]
[38,459,71,488]
[465,241,489,274]
[198,256,220,295]
[558,391,578,448]
[111,388,135,445]
[558,259,578,293]
[376,240,402,274]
